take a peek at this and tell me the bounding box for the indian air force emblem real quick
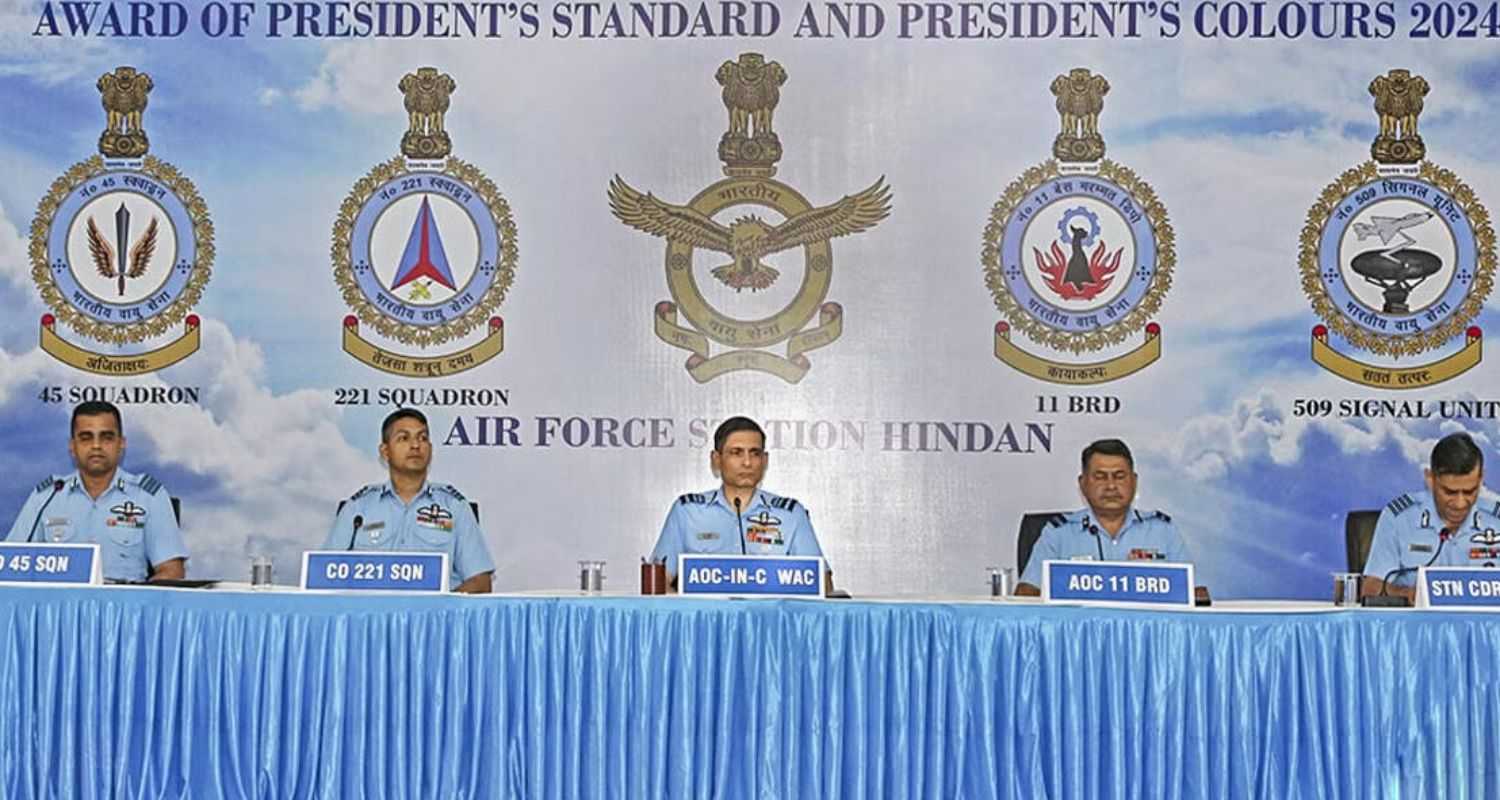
[30,66,213,375]
[982,68,1175,385]
[333,67,518,378]
[1300,69,1494,388]
[609,53,892,383]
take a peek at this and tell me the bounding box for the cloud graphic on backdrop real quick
[0,319,377,582]
[1144,388,1499,598]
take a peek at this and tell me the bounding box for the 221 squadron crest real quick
[609,52,891,383]
[1299,69,1495,388]
[982,68,1175,385]
[332,67,517,378]
[29,66,213,375]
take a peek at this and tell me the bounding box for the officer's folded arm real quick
[149,558,186,581]
[456,571,492,594]
[1361,574,1414,602]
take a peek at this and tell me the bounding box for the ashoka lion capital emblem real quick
[609,52,892,383]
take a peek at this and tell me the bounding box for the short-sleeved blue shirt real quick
[4,469,189,581]
[1363,491,1500,587]
[1020,507,1190,588]
[323,481,496,589]
[650,487,824,578]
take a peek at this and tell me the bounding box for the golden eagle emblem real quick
[608,176,891,291]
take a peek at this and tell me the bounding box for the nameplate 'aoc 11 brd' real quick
[1043,559,1193,608]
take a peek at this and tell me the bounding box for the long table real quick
[0,586,1496,799]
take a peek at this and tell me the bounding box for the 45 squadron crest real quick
[982,68,1175,385]
[609,53,892,383]
[1299,69,1494,388]
[29,67,213,375]
[332,67,518,378]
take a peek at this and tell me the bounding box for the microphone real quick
[347,515,364,550]
[1084,517,1105,561]
[733,496,746,555]
[25,480,66,543]
[1365,526,1451,607]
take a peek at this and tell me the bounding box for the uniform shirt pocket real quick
[411,525,454,550]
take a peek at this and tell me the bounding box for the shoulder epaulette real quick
[1040,513,1068,530]
[434,483,467,502]
[769,496,801,512]
[137,473,163,495]
[350,484,378,502]
[677,492,708,505]
[33,476,56,493]
[1151,510,1172,523]
[1387,493,1416,516]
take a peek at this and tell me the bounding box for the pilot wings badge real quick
[609,52,892,383]
[1299,69,1494,388]
[29,67,213,375]
[332,67,518,378]
[982,68,1174,385]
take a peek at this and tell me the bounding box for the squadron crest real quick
[1298,69,1494,388]
[29,66,212,375]
[331,67,518,378]
[609,53,892,383]
[982,68,1174,384]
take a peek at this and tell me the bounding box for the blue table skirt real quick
[0,588,1495,800]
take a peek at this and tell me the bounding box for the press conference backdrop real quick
[4,1,1500,599]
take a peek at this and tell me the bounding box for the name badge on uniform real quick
[695,532,720,541]
[362,520,386,544]
[301,551,448,593]
[1042,559,1194,608]
[1410,543,1434,553]
[0,543,102,586]
[679,554,824,598]
[1417,566,1500,609]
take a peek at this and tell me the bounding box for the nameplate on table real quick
[678,555,825,598]
[1042,559,1194,607]
[1417,566,1500,609]
[301,551,448,593]
[0,543,101,586]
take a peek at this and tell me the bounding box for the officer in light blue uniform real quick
[324,408,495,592]
[1018,507,1188,588]
[1363,492,1500,588]
[1017,438,1193,594]
[1363,432,1500,597]
[4,401,188,582]
[650,416,827,583]
[651,486,823,578]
